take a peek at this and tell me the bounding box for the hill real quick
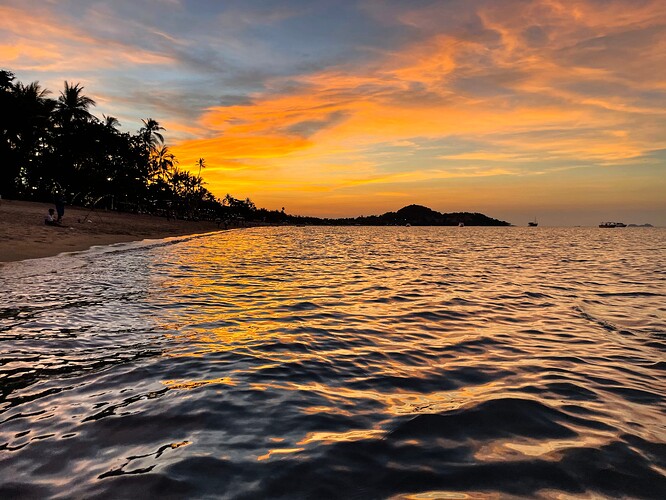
[360,204,510,226]
[285,204,510,226]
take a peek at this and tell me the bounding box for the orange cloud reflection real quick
[257,447,304,462]
[162,377,236,391]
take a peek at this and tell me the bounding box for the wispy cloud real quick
[0,0,664,221]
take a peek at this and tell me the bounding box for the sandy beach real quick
[0,199,223,263]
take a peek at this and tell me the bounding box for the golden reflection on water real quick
[162,377,236,391]
[247,380,504,416]
[135,227,665,493]
[297,429,385,445]
[491,436,611,460]
[473,436,613,463]
[301,405,355,417]
[257,447,305,461]
[2,227,664,498]
[396,492,494,499]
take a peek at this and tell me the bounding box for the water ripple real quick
[1,227,665,498]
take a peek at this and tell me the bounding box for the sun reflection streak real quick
[162,377,236,391]
[297,429,385,445]
[257,447,305,462]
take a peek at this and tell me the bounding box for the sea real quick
[0,226,664,499]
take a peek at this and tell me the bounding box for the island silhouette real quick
[277,204,510,226]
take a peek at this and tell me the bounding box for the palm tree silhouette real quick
[154,145,176,183]
[196,157,206,179]
[10,81,53,144]
[139,118,165,153]
[14,81,50,101]
[103,115,120,132]
[0,69,14,90]
[54,81,95,126]
[7,80,54,195]
[1,70,244,221]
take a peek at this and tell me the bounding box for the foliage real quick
[0,69,240,221]
[1,69,510,227]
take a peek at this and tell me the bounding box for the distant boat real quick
[528,217,538,227]
[599,222,626,228]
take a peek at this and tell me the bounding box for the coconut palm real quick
[15,81,50,99]
[54,81,96,126]
[0,69,14,91]
[139,118,165,153]
[1,78,55,196]
[154,144,176,183]
[223,193,236,207]
[196,157,206,179]
[50,82,97,195]
[103,115,120,132]
[9,81,52,142]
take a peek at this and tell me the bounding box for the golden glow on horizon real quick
[168,1,665,217]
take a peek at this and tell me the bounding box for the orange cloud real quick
[168,1,665,212]
[0,5,175,72]
[2,0,664,221]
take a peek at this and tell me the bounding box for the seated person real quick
[45,208,59,226]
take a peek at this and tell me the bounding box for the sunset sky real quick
[2,0,665,225]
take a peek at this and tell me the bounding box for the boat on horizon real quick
[599,222,626,228]
[528,217,538,227]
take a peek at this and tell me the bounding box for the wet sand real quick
[0,199,223,263]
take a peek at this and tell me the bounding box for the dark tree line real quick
[0,69,266,221]
[1,69,511,226]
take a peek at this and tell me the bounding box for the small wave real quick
[388,398,580,441]
[2,226,665,498]
[276,301,322,312]
[0,230,222,281]
[600,386,664,405]
[575,305,626,334]
[596,291,662,298]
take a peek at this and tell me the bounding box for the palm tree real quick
[10,81,52,143]
[223,193,236,207]
[103,115,120,132]
[15,81,50,99]
[139,118,164,153]
[154,144,176,183]
[196,157,206,179]
[50,82,96,195]
[0,69,14,91]
[54,81,96,126]
[3,79,54,196]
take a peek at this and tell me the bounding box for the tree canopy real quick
[1,69,511,227]
[0,69,257,222]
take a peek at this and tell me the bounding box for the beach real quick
[0,199,222,263]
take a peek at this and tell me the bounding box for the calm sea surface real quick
[1,227,665,498]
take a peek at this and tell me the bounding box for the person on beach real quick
[45,208,59,226]
[54,193,65,223]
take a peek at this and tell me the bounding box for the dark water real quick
[1,227,665,499]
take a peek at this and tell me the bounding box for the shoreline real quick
[0,199,225,263]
